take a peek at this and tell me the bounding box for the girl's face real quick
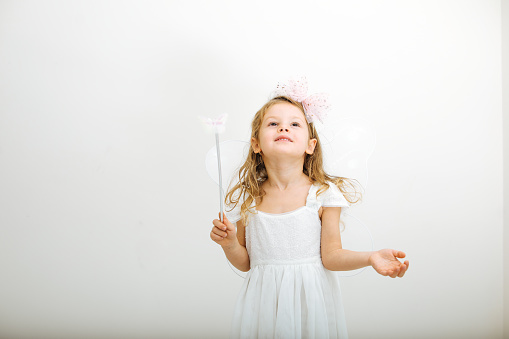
[252,102,317,160]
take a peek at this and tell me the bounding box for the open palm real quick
[370,249,409,278]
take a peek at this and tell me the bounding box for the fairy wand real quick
[201,114,228,222]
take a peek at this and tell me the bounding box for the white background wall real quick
[503,0,509,336]
[0,1,504,338]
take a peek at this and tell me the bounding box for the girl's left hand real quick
[369,249,409,278]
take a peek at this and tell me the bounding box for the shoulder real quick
[225,190,255,224]
[307,180,349,219]
[225,194,245,224]
[315,181,350,208]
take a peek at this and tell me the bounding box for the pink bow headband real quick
[272,77,331,124]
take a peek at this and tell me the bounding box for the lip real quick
[275,135,293,142]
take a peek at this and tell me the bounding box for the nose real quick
[278,126,289,132]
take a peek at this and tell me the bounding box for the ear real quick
[251,137,261,154]
[306,138,317,155]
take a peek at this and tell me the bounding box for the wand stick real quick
[200,114,228,223]
[215,132,224,222]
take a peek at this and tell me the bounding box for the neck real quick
[262,156,310,190]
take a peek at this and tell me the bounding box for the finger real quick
[212,219,227,231]
[398,264,407,278]
[390,268,399,278]
[219,211,230,223]
[218,212,224,222]
[222,213,235,231]
[390,265,401,278]
[393,250,406,258]
[404,260,409,272]
[211,227,228,238]
[210,232,224,242]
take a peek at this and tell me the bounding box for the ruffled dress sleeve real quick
[313,181,350,215]
[225,202,242,224]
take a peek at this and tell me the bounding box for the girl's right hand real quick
[210,213,238,249]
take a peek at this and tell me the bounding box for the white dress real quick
[226,181,350,339]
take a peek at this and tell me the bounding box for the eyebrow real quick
[263,115,305,122]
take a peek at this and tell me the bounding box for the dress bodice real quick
[225,182,350,266]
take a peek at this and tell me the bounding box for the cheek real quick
[259,129,272,141]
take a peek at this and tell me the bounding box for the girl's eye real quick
[269,122,277,126]
[292,123,300,127]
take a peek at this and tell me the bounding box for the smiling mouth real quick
[275,138,292,142]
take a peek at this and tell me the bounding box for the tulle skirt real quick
[230,256,348,339]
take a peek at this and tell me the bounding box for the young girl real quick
[210,85,409,338]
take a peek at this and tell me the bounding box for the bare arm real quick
[320,207,372,270]
[211,213,250,272]
[320,207,409,277]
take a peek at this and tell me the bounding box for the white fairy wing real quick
[205,140,250,195]
[317,117,376,191]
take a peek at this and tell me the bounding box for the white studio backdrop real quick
[0,1,503,338]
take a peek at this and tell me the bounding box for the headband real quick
[272,76,331,124]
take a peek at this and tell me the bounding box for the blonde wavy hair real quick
[225,96,362,226]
